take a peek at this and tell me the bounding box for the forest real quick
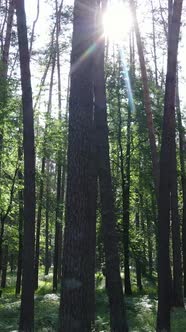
[0,0,186,331]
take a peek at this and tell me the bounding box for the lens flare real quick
[103,1,133,43]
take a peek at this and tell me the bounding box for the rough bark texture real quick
[16,0,36,330]
[157,0,183,330]
[58,0,96,330]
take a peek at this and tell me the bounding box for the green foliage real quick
[0,274,185,331]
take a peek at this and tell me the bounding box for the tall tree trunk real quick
[94,2,128,331]
[16,142,23,296]
[16,0,36,330]
[0,0,15,219]
[34,156,45,290]
[168,0,183,309]
[123,103,132,294]
[58,0,97,330]
[53,0,63,290]
[117,68,132,295]
[146,211,153,278]
[53,162,62,291]
[35,51,56,290]
[135,212,143,291]
[45,160,50,275]
[130,0,159,201]
[157,1,183,330]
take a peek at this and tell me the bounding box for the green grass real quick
[0,273,186,331]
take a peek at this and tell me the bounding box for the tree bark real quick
[58,0,97,330]
[53,0,64,290]
[16,0,36,330]
[157,0,183,330]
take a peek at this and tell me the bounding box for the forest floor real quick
[0,272,186,331]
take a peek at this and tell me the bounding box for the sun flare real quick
[103,1,133,43]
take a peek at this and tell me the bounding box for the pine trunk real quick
[16,0,36,330]
[59,0,96,330]
[157,1,183,330]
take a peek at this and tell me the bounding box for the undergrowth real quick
[0,272,185,331]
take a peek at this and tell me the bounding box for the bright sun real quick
[103,1,133,43]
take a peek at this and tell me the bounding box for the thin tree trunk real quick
[29,0,39,55]
[1,0,14,79]
[116,66,132,295]
[45,160,50,275]
[123,103,132,294]
[53,162,62,291]
[0,0,8,53]
[130,0,159,201]
[147,212,153,278]
[34,156,45,290]
[135,212,143,291]
[16,0,36,330]
[16,142,23,296]
[0,0,15,193]
[35,51,56,290]
[53,0,63,291]
[157,1,183,330]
